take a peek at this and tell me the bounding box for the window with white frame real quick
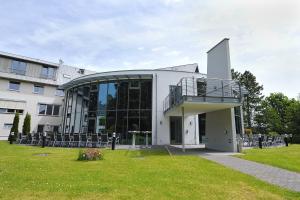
[55,88,64,96]
[38,104,60,116]
[11,60,27,75]
[33,85,44,94]
[0,108,24,114]
[9,81,20,91]
[40,66,56,79]
[3,123,13,129]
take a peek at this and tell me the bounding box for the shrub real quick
[77,149,104,161]
[22,113,31,135]
[9,112,20,142]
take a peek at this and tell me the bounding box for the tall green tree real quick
[258,93,291,134]
[231,69,264,129]
[22,113,31,135]
[9,112,20,141]
[286,99,300,135]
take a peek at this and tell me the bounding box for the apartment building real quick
[0,51,95,140]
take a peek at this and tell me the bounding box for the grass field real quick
[0,142,299,199]
[236,145,300,173]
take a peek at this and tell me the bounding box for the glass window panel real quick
[83,85,90,97]
[7,109,15,113]
[39,104,46,115]
[55,89,64,96]
[140,110,152,131]
[89,92,98,111]
[107,82,117,110]
[48,67,55,78]
[17,110,24,114]
[33,85,44,94]
[128,110,140,131]
[9,81,20,91]
[98,83,107,110]
[106,111,116,134]
[117,81,128,110]
[53,105,60,115]
[129,89,140,109]
[116,111,128,144]
[41,67,48,78]
[46,105,53,115]
[11,60,26,75]
[140,80,152,109]
[130,80,140,88]
[88,119,96,133]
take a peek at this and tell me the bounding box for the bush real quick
[77,149,104,161]
[22,113,31,135]
[9,112,20,142]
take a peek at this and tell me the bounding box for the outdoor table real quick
[142,131,152,148]
[128,131,140,148]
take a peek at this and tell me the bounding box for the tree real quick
[22,113,31,135]
[231,69,264,129]
[258,93,291,134]
[9,112,20,141]
[286,100,300,135]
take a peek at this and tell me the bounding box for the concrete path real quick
[168,147,300,192]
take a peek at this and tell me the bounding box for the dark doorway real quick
[170,116,182,144]
[198,113,206,143]
[37,124,44,133]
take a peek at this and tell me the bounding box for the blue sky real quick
[0,0,300,98]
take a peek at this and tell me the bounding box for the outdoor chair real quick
[55,133,64,147]
[100,133,111,147]
[30,132,38,145]
[71,133,80,147]
[90,133,100,148]
[37,132,43,146]
[18,133,27,144]
[64,133,71,147]
[79,133,88,147]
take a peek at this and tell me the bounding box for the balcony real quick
[0,67,58,85]
[163,77,246,114]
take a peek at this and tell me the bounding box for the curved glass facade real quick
[63,79,152,144]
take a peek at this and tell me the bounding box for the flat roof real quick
[0,51,60,68]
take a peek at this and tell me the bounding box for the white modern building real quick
[60,38,245,152]
[0,38,245,152]
[0,51,95,140]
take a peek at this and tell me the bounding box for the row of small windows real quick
[10,59,85,79]
[0,104,60,117]
[10,59,56,79]
[8,81,64,96]
[38,104,60,116]
[0,108,24,114]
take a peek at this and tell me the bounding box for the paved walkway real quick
[168,147,300,192]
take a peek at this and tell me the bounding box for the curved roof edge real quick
[60,69,206,89]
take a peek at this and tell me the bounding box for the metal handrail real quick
[163,77,244,112]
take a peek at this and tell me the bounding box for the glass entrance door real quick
[170,116,182,144]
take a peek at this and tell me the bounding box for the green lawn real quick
[0,142,299,199]
[236,144,300,173]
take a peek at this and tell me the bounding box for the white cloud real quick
[0,0,300,98]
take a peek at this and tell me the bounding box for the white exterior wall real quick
[205,38,238,152]
[0,79,63,139]
[153,70,203,145]
[0,54,95,140]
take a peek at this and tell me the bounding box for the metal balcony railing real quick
[163,77,244,113]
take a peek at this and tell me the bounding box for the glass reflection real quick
[63,79,152,144]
